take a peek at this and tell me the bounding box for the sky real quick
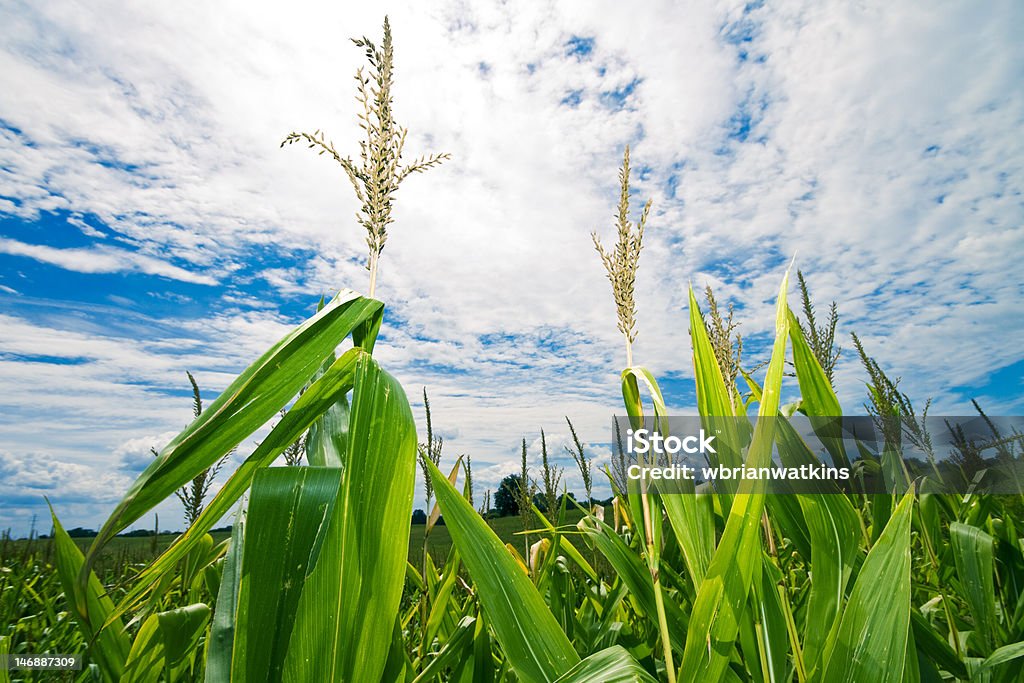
[0,0,1021,535]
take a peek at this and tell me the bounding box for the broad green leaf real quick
[973,641,1024,676]
[158,604,211,675]
[552,646,658,682]
[772,419,860,677]
[578,515,688,654]
[797,491,860,679]
[950,522,998,653]
[662,490,715,586]
[619,366,667,553]
[411,616,477,683]
[678,268,790,682]
[122,612,163,683]
[82,291,381,605]
[751,556,789,683]
[284,354,418,682]
[205,508,245,683]
[0,635,9,683]
[381,618,413,683]
[50,507,129,682]
[306,353,350,468]
[821,489,916,683]
[123,604,210,683]
[232,467,342,682]
[688,285,745,470]
[787,308,850,470]
[426,458,580,683]
[626,358,718,589]
[621,365,668,431]
[688,286,736,420]
[305,392,349,468]
[909,611,967,680]
[110,347,363,621]
[424,545,463,651]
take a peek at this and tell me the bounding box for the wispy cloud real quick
[0,237,217,284]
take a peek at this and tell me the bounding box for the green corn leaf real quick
[123,604,210,683]
[49,506,129,682]
[950,522,998,653]
[621,365,668,430]
[109,347,363,621]
[688,285,736,420]
[122,612,163,683]
[283,354,418,682]
[821,489,916,683]
[424,547,463,651]
[751,556,789,683]
[688,285,745,470]
[796,491,860,679]
[84,291,381,585]
[381,618,414,683]
[662,490,715,586]
[552,645,659,682]
[973,641,1024,676]
[787,308,850,470]
[205,508,245,683]
[0,635,9,683]
[426,458,580,683]
[771,419,860,678]
[909,611,968,680]
[619,366,667,552]
[625,355,717,589]
[678,268,790,682]
[305,352,350,468]
[305,393,349,468]
[231,467,342,682]
[411,616,477,683]
[158,604,211,673]
[577,515,688,654]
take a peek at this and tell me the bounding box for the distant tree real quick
[557,491,577,510]
[66,527,96,538]
[411,509,427,525]
[495,474,523,517]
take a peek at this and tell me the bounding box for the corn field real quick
[4,17,1024,683]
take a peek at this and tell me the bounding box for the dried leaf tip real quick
[592,145,652,367]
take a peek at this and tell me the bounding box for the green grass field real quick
[4,509,586,579]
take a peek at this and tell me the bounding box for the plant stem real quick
[368,250,379,299]
[640,485,676,683]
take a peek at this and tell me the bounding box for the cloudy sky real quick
[1,0,1021,535]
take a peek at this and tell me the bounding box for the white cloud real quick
[0,237,218,284]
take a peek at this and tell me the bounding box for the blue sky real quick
[1,0,1021,535]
